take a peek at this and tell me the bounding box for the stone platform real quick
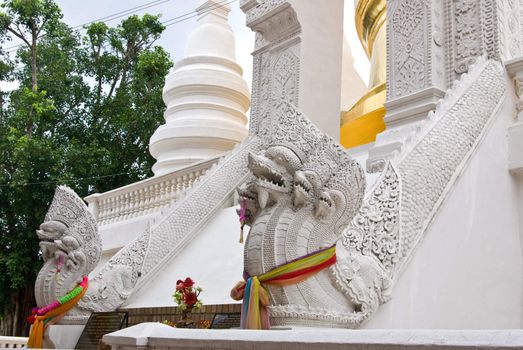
[103,323,523,349]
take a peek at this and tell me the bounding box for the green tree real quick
[0,0,172,336]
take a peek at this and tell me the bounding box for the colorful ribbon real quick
[27,277,88,349]
[231,245,336,330]
[239,198,247,243]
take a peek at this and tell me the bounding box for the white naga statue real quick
[235,101,393,328]
[234,58,505,328]
[34,186,101,320]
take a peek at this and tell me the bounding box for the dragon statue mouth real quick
[316,191,334,219]
[36,221,68,260]
[248,152,292,208]
[293,171,313,207]
[249,153,288,189]
[238,184,257,202]
[237,182,259,226]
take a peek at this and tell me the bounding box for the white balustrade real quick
[0,336,28,348]
[85,157,220,226]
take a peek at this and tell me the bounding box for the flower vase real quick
[176,306,195,328]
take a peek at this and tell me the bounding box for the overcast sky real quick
[2,0,369,91]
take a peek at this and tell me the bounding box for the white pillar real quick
[289,0,345,141]
[241,0,345,141]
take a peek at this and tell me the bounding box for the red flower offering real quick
[184,277,194,287]
[172,277,203,311]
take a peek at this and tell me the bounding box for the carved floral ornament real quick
[451,0,483,74]
[392,0,423,37]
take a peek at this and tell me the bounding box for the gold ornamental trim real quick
[341,82,386,126]
[355,0,386,58]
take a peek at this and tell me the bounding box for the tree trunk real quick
[0,285,35,336]
[31,34,37,91]
[12,294,19,336]
[20,286,35,336]
[26,27,38,138]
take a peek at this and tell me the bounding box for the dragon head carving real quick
[34,186,102,320]
[238,102,395,328]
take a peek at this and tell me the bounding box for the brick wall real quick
[120,304,242,327]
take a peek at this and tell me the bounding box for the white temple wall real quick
[289,0,345,141]
[340,34,367,111]
[98,216,155,252]
[123,206,244,308]
[366,80,523,329]
[519,177,523,324]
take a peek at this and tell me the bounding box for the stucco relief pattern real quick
[342,162,401,276]
[396,60,505,269]
[446,0,521,78]
[243,0,301,136]
[452,0,483,74]
[255,48,300,139]
[389,0,428,98]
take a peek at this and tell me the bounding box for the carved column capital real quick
[242,0,300,48]
[241,0,302,135]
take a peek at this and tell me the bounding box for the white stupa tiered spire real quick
[149,0,250,176]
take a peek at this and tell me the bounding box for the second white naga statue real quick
[233,100,393,328]
[233,58,505,328]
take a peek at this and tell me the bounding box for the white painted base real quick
[44,324,84,349]
[103,323,523,349]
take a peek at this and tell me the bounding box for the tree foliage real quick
[0,0,173,335]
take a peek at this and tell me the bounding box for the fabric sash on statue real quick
[27,277,88,349]
[230,245,336,330]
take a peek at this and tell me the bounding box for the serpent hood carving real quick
[34,186,102,319]
[239,101,393,328]
[238,59,505,328]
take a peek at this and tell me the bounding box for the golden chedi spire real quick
[341,0,386,148]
